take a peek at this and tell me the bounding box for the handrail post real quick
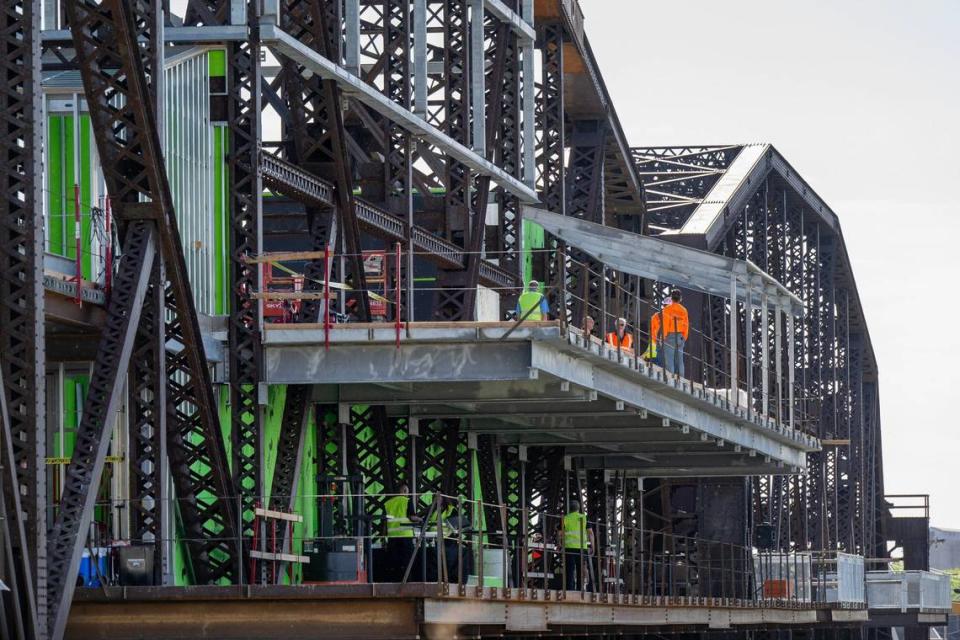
[744,283,753,420]
[761,292,769,419]
[394,242,402,348]
[323,245,330,350]
[600,264,608,354]
[729,275,738,409]
[787,311,795,430]
[775,301,784,424]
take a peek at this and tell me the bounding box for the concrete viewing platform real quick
[263,321,819,476]
[67,583,870,640]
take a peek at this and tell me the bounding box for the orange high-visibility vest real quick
[650,303,689,342]
[605,331,634,350]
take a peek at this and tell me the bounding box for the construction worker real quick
[582,315,596,338]
[605,317,634,351]
[383,483,421,581]
[650,289,689,376]
[516,279,549,321]
[559,500,595,591]
[423,492,462,582]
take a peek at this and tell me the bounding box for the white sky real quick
[583,1,960,526]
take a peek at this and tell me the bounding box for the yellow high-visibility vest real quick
[428,502,456,537]
[563,511,587,550]
[385,495,414,538]
[518,291,545,321]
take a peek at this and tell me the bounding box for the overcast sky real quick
[584,1,960,526]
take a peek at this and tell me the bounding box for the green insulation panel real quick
[208,49,227,77]
[46,114,95,280]
[56,373,88,458]
[523,219,545,285]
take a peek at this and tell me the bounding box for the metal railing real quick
[866,569,952,612]
[556,253,813,435]
[74,491,878,611]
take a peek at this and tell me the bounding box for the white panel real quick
[162,50,215,315]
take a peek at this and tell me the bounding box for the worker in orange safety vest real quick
[605,317,634,351]
[650,289,689,376]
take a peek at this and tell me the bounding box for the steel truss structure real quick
[0,2,892,639]
[631,144,887,608]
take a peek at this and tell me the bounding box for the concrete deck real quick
[68,584,869,640]
[263,322,818,476]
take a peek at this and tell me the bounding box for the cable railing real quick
[70,491,893,611]
[254,246,814,437]
[556,255,814,435]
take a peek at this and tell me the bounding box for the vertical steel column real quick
[433,0,473,320]
[344,0,360,74]
[226,0,264,561]
[0,365,39,640]
[127,0,167,588]
[127,259,167,586]
[520,0,534,187]
[383,0,413,215]
[469,0,485,156]
[494,0,524,305]
[0,0,46,632]
[412,0,427,116]
[537,21,566,317]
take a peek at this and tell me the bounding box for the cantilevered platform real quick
[264,322,818,476]
[67,584,869,640]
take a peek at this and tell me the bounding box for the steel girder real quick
[475,434,507,547]
[536,21,566,319]
[47,221,158,640]
[57,5,239,636]
[126,260,167,586]
[457,12,523,318]
[433,0,474,320]
[0,0,46,633]
[524,446,565,544]
[123,0,168,589]
[492,3,523,295]
[0,363,39,640]
[562,123,607,329]
[344,406,398,516]
[226,3,265,554]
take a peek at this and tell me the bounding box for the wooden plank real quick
[255,507,304,523]
[252,292,339,301]
[249,550,310,563]
[244,251,330,264]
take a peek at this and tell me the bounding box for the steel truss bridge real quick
[0,1,939,639]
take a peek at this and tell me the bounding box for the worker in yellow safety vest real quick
[516,280,550,322]
[559,499,595,591]
[424,492,465,583]
[383,483,421,581]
